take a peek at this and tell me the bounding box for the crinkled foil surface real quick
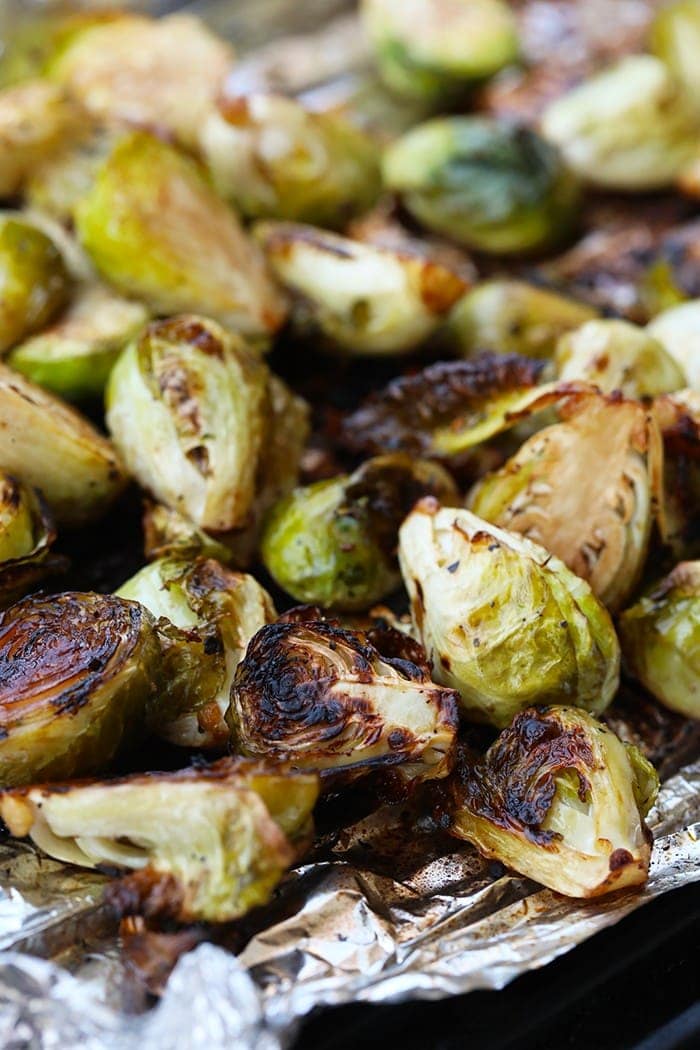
[1,1,700,1046]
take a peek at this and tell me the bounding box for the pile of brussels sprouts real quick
[1,0,700,927]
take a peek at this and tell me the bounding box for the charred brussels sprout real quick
[382,117,580,255]
[261,455,458,610]
[649,0,700,117]
[47,13,234,150]
[361,0,519,103]
[448,280,597,360]
[0,757,320,923]
[619,561,700,720]
[0,471,60,608]
[0,80,81,198]
[0,215,71,353]
[652,390,700,559]
[450,707,657,897]
[256,221,469,355]
[117,558,276,748]
[201,94,380,227]
[469,390,663,611]
[230,615,459,782]
[556,319,685,397]
[0,592,162,786]
[399,503,620,727]
[541,56,699,191]
[648,300,700,391]
[8,284,149,400]
[106,315,267,532]
[0,364,125,526]
[75,132,286,341]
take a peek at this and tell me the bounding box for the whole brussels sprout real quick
[201,94,381,227]
[106,315,268,532]
[540,55,699,191]
[361,0,519,103]
[117,557,276,748]
[47,13,234,150]
[469,390,663,611]
[261,454,458,610]
[75,132,286,342]
[556,319,686,398]
[382,117,580,255]
[0,215,71,353]
[450,706,657,897]
[0,80,81,198]
[0,363,126,526]
[0,757,320,923]
[448,280,598,360]
[648,300,700,391]
[649,0,700,117]
[256,221,469,354]
[8,284,149,401]
[229,612,459,783]
[0,592,162,786]
[398,503,620,727]
[619,561,700,720]
[0,471,60,609]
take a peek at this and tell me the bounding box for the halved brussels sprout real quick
[0,757,320,923]
[0,471,61,608]
[382,117,580,255]
[230,614,459,782]
[653,389,700,559]
[448,280,598,360]
[47,13,234,150]
[201,94,380,227]
[469,390,663,611]
[619,561,700,720]
[142,503,240,567]
[361,0,519,103]
[8,284,149,400]
[556,319,686,397]
[0,80,81,198]
[261,455,458,611]
[0,364,125,525]
[0,591,162,786]
[0,215,71,353]
[450,706,657,897]
[540,55,699,191]
[256,221,469,354]
[75,132,286,341]
[398,503,620,727]
[117,557,276,748]
[106,315,267,532]
[649,0,700,117]
[648,300,700,391]
[25,124,119,226]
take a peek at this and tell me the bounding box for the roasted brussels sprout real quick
[382,117,580,255]
[0,80,80,198]
[25,124,119,226]
[8,284,149,400]
[47,13,234,150]
[117,558,276,748]
[448,280,597,360]
[398,503,620,727]
[649,0,700,116]
[361,0,519,103]
[556,319,686,397]
[0,757,320,922]
[256,221,469,355]
[0,471,60,608]
[142,503,240,567]
[540,55,699,191]
[647,300,700,391]
[106,315,267,532]
[469,390,663,611]
[0,592,162,786]
[0,215,71,353]
[450,706,657,897]
[75,132,286,341]
[653,389,700,559]
[619,561,700,720]
[0,364,125,525]
[201,94,380,227]
[229,615,459,782]
[261,455,458,611]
